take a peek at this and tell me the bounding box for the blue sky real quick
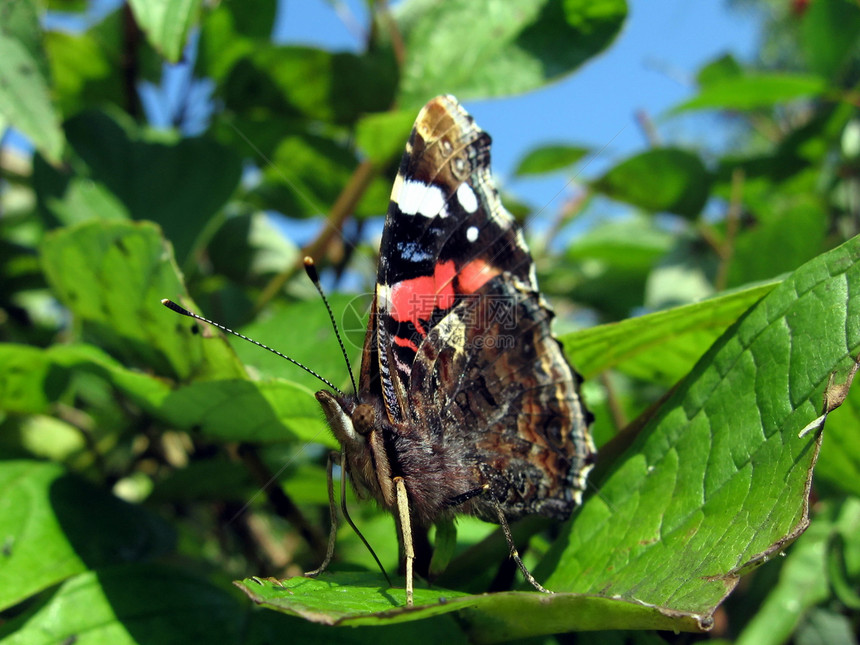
[277,1,761,209]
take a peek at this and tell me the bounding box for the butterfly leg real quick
[394,476,414,606]
[493,501,552,595]
[304,451,338,578]
[305,450,393,590]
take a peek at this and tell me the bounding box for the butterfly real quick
[311,95,596,605]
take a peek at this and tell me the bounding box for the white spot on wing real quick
[466,226,479,243]
[457,182,478,213]
[397,179,448,218]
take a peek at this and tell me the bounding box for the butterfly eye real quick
[353,403,376,435]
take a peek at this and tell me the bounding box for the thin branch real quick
[713,167,744,292]
[253,159,379,314]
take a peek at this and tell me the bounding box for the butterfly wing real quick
[363,95,594,524]
[368,96,536,421]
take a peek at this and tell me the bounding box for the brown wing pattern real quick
[398,276,594,525]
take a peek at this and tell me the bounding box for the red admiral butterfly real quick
[163,95,595,607]
[313,96,595,605]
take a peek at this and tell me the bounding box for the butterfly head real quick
[315,390,365,451]
[316,389,396,509]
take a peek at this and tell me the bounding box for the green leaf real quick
[1,565,482,644]
[46,110,242,262]
[726,196,829,288]
[543,234,860,622]
[0,342,171,414]
[514,144,589,176]
[794,607,858,645]
[674,73,828,113]
[0,565,250,644]
[592,148,711,217]
[429,519,457,579]
[394,0,627,106]
[0,461,174,612]
[160,378,334,445]
[257,132,390,218]
[0,343,72,413]
[39,220,242,381]
[561,281,778,384]
[545,215,674,319]
[196,0,277,81]
[0,0,64,164]
[221,45,397,125]
[801,0,860,80]
[828,498,860,610]
[43,175,130,224]
[231,237,860,635]
[234,573,700,635]
[44,17,126,118]
[128,0,202,62]
[355,108,419,164]
[696,53,743,87]
[207,211,300,283]
[232,294,368,391]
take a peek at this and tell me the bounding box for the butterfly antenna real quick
[303,257,358,397]
[161,299,343,395]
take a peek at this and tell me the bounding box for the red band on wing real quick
[457,259,500,294]
[392,334,420,353]
[390,260,457,334]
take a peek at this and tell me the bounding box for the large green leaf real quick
[39,220,243,381]
[542,233,860,617]
[0,566,475,644]
[235,573,700,636]
[592,148,711,218]
[394,0,627,106]
[128,0,201,62]
[0,461,174,612]
[0,0,64,164]
[234,234,860,638]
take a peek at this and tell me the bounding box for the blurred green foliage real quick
[1,0,860,642]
